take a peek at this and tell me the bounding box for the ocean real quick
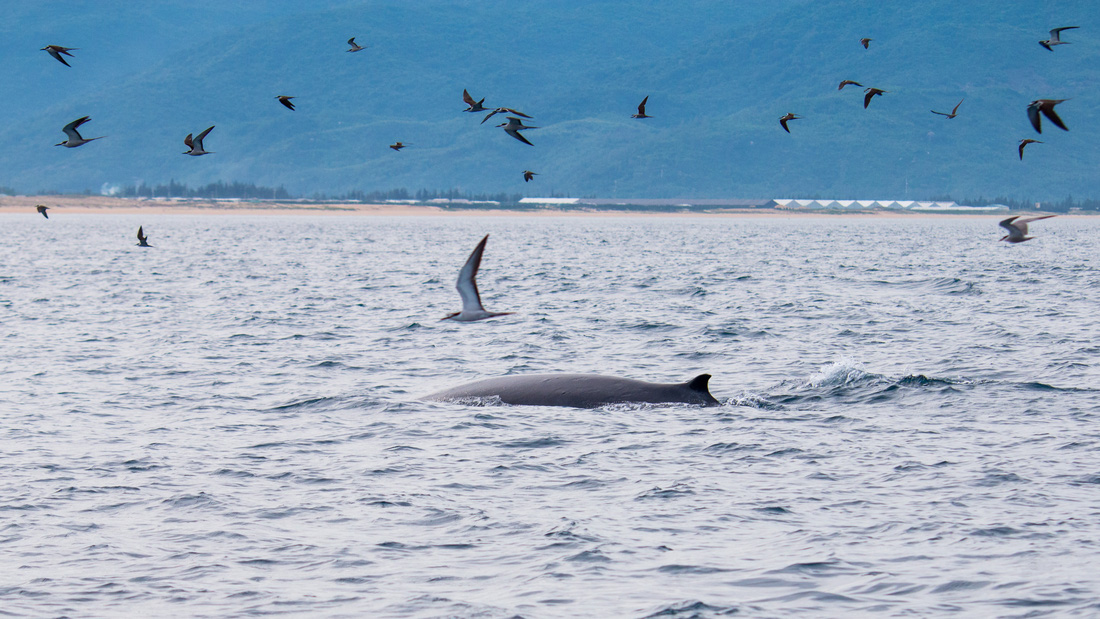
[1,213,1098,618]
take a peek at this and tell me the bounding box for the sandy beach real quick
[0,194,1073,218]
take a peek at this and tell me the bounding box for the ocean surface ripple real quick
[2,213,1099,618]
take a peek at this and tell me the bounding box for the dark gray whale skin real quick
[424,373,720,408]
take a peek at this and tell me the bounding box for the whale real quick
[424,373,720,408]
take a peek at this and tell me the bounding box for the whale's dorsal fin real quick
[687,374,711,393]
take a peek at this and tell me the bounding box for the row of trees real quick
[932,195,1100,213]
[119,180,293,200]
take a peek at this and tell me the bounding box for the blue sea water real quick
[1,212,1099,618]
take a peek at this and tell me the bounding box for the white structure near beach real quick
[518,197,1009,211]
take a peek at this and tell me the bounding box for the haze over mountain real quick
[2,0,1097,200]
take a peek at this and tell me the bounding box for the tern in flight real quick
[838,80,863,90]
[523,170,538,182]
[1027,99,1069,133]
[860,38,872,49]
[932,99,964,118]
[999,215,1055,243]
[1039,27,1078,51]
[463,89,488,113]
[42,45,77,67]
[276,96,295,111]
[389,141,409,151]
[497,117,537,146]
[183,126,214,156]
[346,37,366,52]
[136,226,152,247]
[442,234,512,322]
[1018,139,1042,160]
[779,113,801,133]
[863,88,887,109]
[632,96,652,118]
[36,205,49,219]
[481,107,532,125]
[56,116,104,148]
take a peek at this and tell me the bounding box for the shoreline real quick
[0,195,1078,218]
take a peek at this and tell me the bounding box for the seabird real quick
[863,87,887,109]
[276,96,295,111]
[41,45,77,67]
[523,170,537,182]
[137,226,152,247]
[838,80,863,90]
[1018,138,1042,160]
[999,215,1055,243]
[463,89,488,113]
[346,37,366,52]
[36,205,49,219]
[932,99,964,119]
[779,113,801,133]
[632,96,652,118]
[860,38,872,49]
[183,126,214,156]
[496,117,537,146]
[481,107,532,125]
[1039,27,1078,51]
[56,116,104,148]
[442,234,512,322]
[1027,99,1069,133]
[389,141,408,151]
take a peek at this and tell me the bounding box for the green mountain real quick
[1,0,1097,200]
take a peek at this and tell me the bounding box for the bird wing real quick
[1051,26,1079,41]
[455,235,489,313]
[1027,103,1042,133]
[347,37,356,46]
[1015,215,1055,231]
[637,96,649,115]
[504,107,531,119]
[481,109,502,124]
[1040,104,1068,131]
[951,99,963,115]
[48,50,72,67]
[137,226,146,241]
[780,118,790,132]
[999,216,1024,237]
[62,116,89,140]
[1018,142,1026,160]
[463,89,476,106]
[863,91,874,108]
[194,126,215,148]
[506,129,534,145]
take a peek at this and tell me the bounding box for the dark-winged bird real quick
[779,113,801,133]
[932,99,964,119]
[1027,99,1068,133]
[183,126,214,155]
[860,38,872,49]
[441,234,512,322]
[137,226,152,247]
[1018,139,1042,160]
[389,142,409,151]
[632,96,652,118]
[481,107,532,125]
[1039,27,1078,51]
[276,96,295,111]
[838,80,863,90]
[863,88,887,109]
[999,215,1055,243]
[42,45,77,67]
[347,37,366,52]
[463,89,488,112]
[36,205,49,219]
[497,117,537,146]
[523,170,537,182]
[56,116,104,148]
